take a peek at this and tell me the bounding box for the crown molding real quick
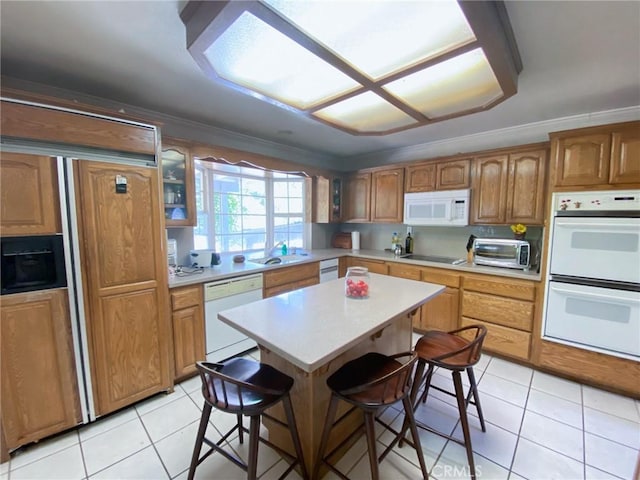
[345,105,640,170]
[3,77,638,173]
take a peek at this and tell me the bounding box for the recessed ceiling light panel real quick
[181,1,522,136]
[384,48,503,118]
[313,91,416,132]
[264,0,476,80]
[206,11,360,109]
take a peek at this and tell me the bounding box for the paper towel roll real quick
[351,231,360,250]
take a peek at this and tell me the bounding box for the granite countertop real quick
[217,273,445,372]
[168,248,541,288]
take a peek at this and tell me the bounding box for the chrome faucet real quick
[268,241,284,256]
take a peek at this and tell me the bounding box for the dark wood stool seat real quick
[401,325,487,480]
[188,358,308,480]
[314,351,429,480]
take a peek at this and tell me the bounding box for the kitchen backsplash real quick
[333,223,544,266]
[169,222,543,269]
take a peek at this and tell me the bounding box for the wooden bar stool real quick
[188,359,308,480]
[313,351,429,480]
[401,325,487,480]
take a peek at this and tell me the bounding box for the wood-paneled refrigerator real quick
[1,105,171,456]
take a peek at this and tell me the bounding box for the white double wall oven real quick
[543,190,640,360]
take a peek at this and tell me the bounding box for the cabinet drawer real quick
[388,263,421,280]
[347,258,388,275]
[421,268,460,288]
[171,285,202,311]
[461,291,533,331]
[463,275,535,301]
[461,317,530,360]
[264,276,318,298]
[264,262,319,289]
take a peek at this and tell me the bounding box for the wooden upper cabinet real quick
[552,133,611,187]
[343,172,371,222]
[506,149,548,225]
[471,154,509,224]
[162,140,196,227]
[472,145,548,225]
[610,124,640,184]
[370,167,404,223]
[436,159,471,190]
[405,158,470,193]
[405,163,436,192]
[312,176,342,223]
[550,121,640,188]
[1,289,81,451]
[0,152,61,235]
[312,176,330,224]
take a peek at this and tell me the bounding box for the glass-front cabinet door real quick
[161,140,196,226]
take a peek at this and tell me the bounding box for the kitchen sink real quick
[401,254,466,265]
[248,254,308,265]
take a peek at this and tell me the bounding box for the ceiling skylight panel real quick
[205,11,360,109]
[313,91,416,132]
[384,48,503,118]
[265,0,476,80]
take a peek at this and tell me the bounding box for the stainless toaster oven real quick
[472,238,530,270]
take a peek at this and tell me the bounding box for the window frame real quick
[194,160,307,254]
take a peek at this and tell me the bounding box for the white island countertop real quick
[218,273,444,372]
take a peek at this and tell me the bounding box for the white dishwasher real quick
[204,273,263,362]
[319,258,339,282]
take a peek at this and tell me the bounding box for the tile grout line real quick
[505,367,533,479]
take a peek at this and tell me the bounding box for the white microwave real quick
[403,189,470,226]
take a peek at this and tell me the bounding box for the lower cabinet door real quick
[173,304,205,380]
[420,287,459,332]
[1,289,81,450]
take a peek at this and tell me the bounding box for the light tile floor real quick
[3,346,639,480]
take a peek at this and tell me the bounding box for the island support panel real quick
[259,314,413,478]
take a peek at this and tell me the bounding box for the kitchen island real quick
[218,273,444,477]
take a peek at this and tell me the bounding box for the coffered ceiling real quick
[1,1,639,167]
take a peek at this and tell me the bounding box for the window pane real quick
[242,195,266,215]
[195,169,205,211]
[288,181,303,197]
[243,215,266,231]
[243,178,266,196]
[214,175,241,194]
[274,198,288,213]
[274,181,288,197]
[289,198,303,212]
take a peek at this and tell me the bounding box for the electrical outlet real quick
[406,226,412,235]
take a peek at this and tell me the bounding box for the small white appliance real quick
[167,238,177,265]
[319,258,339,283]
[542,190,640,360]
[403,188,470,226]
[204,273,263,362]
[190,249,220,267]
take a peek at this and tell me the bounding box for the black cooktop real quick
[401,254,464,264]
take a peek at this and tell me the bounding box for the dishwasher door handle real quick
[320,265,338,274]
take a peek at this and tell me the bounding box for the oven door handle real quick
[550,284,640,304]
[554,220,639,229]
